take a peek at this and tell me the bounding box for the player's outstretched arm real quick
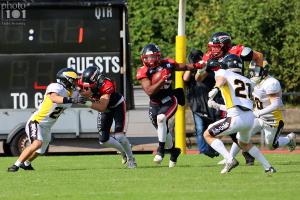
[88,94,110,112]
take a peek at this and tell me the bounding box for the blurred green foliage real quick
[128,0,300,95]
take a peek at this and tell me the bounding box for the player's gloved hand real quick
[72,95,88,104]
[160,68,172,81]
[63,96,86,104]
[208,87,219,100]
[208,99,221,110]
[193,60,206,69]
[253,110,260,118]
[197,64,207,75]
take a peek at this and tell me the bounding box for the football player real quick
[78,66,137,169]
[136,43,203,167]
[8,68,82,172]
[204,54,275,174]
[220,60,297,165]
[198,32,264,165]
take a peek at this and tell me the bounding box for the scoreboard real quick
[0,0,133,109]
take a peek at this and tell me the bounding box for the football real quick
[151,71,162,84]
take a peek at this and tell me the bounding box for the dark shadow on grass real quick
[274,161,300,166]
[53,168,96,171]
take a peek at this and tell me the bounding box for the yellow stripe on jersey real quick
[272,109,284,127]
[67,89,72,97]
[220,83,234,109]
[32,95,54,123]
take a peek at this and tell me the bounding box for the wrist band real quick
[63,97,72,104]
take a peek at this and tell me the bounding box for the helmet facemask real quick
[140,43,161,68]
[79,69,105,93]
[56,69,78,90]
[208,32,232,59]
[249,60,269,84]
[208,42,224,58]
[141,52,161,68]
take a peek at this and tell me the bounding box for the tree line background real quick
[128,0,300,103]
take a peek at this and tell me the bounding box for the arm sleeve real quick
[256,96,283,116]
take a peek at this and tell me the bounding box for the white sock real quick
[210,139,232,161]
[14,160,22,167]
[230,142,240,158]
[157,114,167,142]
[100,136,125,154]
[278,136,290,147]
[248,146,271,169]
[24,161,31,166]
[114,133,134,160]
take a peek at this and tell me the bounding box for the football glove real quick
[208,87,219,100]
[160,68,172,81]
[208,99,221,110]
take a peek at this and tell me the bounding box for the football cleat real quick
[221,158,239,174]
[287,132,296,152]
[20,163,35,170]
[265,166,277,174]
[169,161,176,168]
[127,158,137,169]
[153,147,165,165]
[169,147,181,168]
[153,154,163,164]
[7,165,19,172]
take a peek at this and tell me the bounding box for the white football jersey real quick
[215,69,253,111]
[29,83,78,128]
[252,75,284,126]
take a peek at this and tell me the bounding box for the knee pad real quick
[99,131,110,143]
[157,114,166,124]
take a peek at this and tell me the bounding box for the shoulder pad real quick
[136,66,148,80]
[264,77,281,94]
[46,83,63,94]
[100,79,115,95]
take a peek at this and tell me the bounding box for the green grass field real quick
[1,153,300,200]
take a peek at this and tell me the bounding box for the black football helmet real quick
[79,66,105,92]
[56,68,78,90]
[219,54,243,74]
[249,59,270,83]
[140,43,161,68]
[208,32,232,58]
